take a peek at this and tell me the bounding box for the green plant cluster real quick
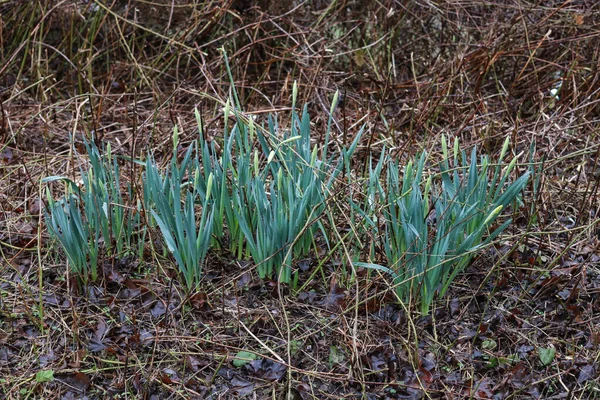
[145,84,362,288]
[355,136,530,314]
[44,140,142,283]
[143,131,214,290]
[44,84,530,312]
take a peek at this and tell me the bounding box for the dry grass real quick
[1,0,599,398]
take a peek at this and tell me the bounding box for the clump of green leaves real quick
[357,136,530,314]
[43,80,528,308]
[228,106,323,282]
[224,84,362,283]
[45,191,99,282]
[44,138,141,282]
[143,128,214,291]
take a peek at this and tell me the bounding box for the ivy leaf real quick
[35,370,54,383]
[232,351,258,367]
[537,347,555,366]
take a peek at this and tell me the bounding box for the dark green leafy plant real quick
[44,138,141,282]
[356,136,530,314]
[228,103,322,282]
[44,192,99,282]
[225,84,363,283]
[143,129,215,290]
[44,89,526,307]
